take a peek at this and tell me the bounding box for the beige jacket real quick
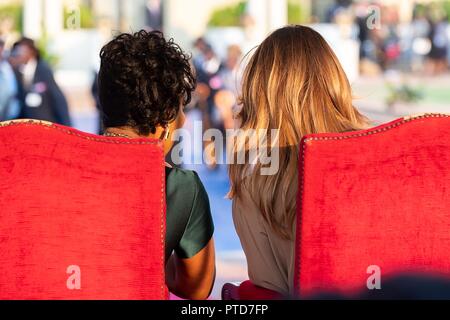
[232,178,297,296]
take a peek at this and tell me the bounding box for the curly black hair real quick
[98,30,196,135]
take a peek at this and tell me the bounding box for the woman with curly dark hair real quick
[98,30,215,300]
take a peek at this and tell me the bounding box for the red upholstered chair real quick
[222,281,284,300]
[0,120,167,300]
[223,113,450,300]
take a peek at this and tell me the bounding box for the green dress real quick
[165,167,214,262]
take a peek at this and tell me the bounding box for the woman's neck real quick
[104,126,160,140]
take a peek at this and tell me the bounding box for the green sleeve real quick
[175,172,214,259]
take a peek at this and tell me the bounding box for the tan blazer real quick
[232,177,297,296]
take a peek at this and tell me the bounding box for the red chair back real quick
[296,114,450,297]
[0,120,166,299]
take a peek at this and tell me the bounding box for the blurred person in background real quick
[376,6,401,71]
[200,44,244,170]
[192,37,209,68]
[355,1,382,75]
[355,1,372,60]
[11,37,71,126]
[409,5,432,73]
[215,44,243,131]
[426,14,449,75]
[0,38,19,121]
[218,45,242,96]
[192,41,219,114]
[191,38,223,169]
[145,0,163,31]
[326,0,353,23]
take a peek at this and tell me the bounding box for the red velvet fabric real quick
[237,281,284,300]
[296,115,450,297]
[0,120,167,300]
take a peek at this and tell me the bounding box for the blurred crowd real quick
[186,1,450,167]
[327,0,449,75]
[190,38,242,131]
[0,37,71,124]
[0,30,244,153]
[187,38,243,168]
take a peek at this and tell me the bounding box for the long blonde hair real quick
[229,25,369,239]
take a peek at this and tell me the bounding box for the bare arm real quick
[166,239,216,300]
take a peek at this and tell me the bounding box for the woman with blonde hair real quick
[229,25,369,296]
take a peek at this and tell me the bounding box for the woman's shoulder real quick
[166,166,202,188]
[165,167,208,203]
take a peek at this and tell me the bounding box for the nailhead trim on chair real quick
[0,119,168,298]
[295,113,450,295]
[0,119,161,145]
[303,113,450,143]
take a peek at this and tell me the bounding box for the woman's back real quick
[229,25,369,296]
[233,176,297,295]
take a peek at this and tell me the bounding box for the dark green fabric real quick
[165,167,214,261]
